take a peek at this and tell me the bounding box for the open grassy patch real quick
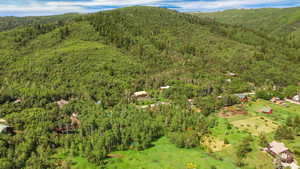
[246,99,300,124]
[210,117,250,145]
[202,135,230,152]
[230,116,279,136]
[106,137,237,169]
[218,105,248,119]
[53,150,99,169]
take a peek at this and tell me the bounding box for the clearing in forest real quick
[230,116,279,136]
[218,106,248,118]
[106,137,237,169]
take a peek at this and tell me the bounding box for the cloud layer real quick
[0,0,300,16]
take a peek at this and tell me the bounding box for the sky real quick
[0,0,300,16]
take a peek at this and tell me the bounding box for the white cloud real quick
[0,1,84,13]
[46,0,161,7]
[0,0,300,16]
[170,0,287,10]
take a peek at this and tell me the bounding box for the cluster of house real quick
[217,92,255,103]
[133,86,171,109]
[53,99,82,133]
[138,101,170,109]
[264,141,299,169]
[133,86,171,99]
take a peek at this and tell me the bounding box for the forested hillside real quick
[0,6,300,169]
[194,7,300,47]
[0,13,80,32]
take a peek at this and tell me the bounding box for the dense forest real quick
[0,6,300,169]
[194,7,300,47]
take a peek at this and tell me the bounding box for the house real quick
[133,91,149,99]
[292,95,299,102]
[160,86,170,90]
[70,112,80,128]
[271,97,285,105]
[234,93,249,102]
[54,112,80,134]
[14,99,22,104]
[227,72,237,77]
[0,124,14,134]
[188,99,194,104]
[260,107,273,114]
[265,141,294,163]
[137,102,170,109]
[56,99,69,109]
[0,119,7,124]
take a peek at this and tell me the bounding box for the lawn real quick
[245,99,300,124]
[215,144,274,169]
[209,117,250,145]
[106,137,238,169]
[202,135,230,152]
[230,116,278,136]
[53,150,99,169]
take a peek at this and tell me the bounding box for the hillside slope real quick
[0,6,299,106]
[0,13,80,32]
[194,7,300,46]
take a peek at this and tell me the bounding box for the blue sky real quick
[0,0,300,16]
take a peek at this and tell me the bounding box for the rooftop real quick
[269,141,289,154]
[0,124,9,133]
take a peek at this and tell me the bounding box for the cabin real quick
[160,86,170,90]
[260,107,273,114]
[292,95,299,102]
[234,93,249,102]
[70,112,80,128]
[133,91,149,100]
[14,99,22,104]
[0,124,14,134]
[54,112,80,134]
[271,97,285,105]
[188,99,194,104]
[133,91,148,97]
[0,119,7,124]
[227,72,237,77]
[138,102,170,109]
[265,141,294,163]
[226,79,232,82]
[56,99,69,109]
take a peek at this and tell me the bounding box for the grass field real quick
[106,137,238,169]
[230,116,279,136]
[53,150,99,169]
[202,135,230,152]
[53,99,299,169]
[246,99,300,124]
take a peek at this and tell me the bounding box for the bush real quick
[255,90,273,100]
[168,130,200,148]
